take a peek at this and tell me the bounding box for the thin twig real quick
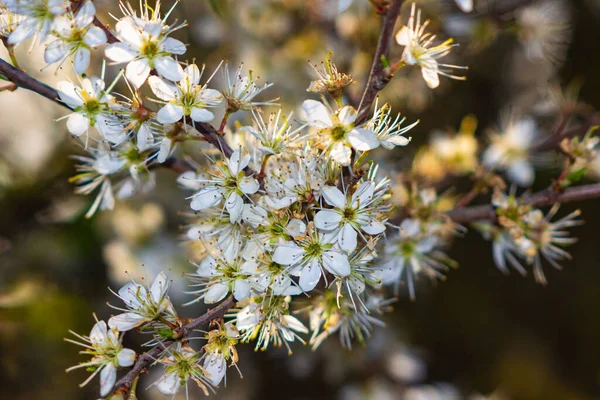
[356,0,404,125]
[106,296,235,399]
[447,182,600,224]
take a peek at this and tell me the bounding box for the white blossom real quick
[5,0,66,45]
[395,3,466,88]
[66,319,136,397]
[44,1,106,74]
[104,1,187,87]
[302,99,379,166]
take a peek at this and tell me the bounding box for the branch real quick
[356,0,403,124]
[446,182,600,224]
[106,296,235,399]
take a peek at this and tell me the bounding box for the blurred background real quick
[2,0,600,398]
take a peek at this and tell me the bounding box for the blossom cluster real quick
[0,0,588,399]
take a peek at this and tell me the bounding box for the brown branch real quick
[446,182,600,224]
[533,112,600,152]
[106,296,235,399]
[356,0,403,125]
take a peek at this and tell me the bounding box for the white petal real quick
[126,58,151,88]
[203,354,226,386]
[104,42,137,63]
[508,160,534,187]
[205,282,229,303]
[302,99,332,128]
[115,19,143,47]
[44,40,68,64]
[108,312,146,331]
[273,243,304,265]
[136,123,153,151]
[8,18,36,44]
[421,63,440,89]
[314,209,342,231]
[99,363,116,397]
[361,219,386,235]
[66,113,90,136]
[57,81,84,107]
[228,149,250,173]
[118,282,146,308]
[321,186,347,208]
[155,56,184,82]
[75,1,95,28]
[117,348,136,367]
[89,320,108,344]
[157,103,184,123]
[351,181,375,207]
[330,141,351,166]
[299,261,322,292]
[338,224,357,252]
[150,272,169,303]
[283,315,309,333]
[184,63,201,85]
[322,251,350,277]
[148,76,178,100]
[156,372,180,396]
[190,187,223,210]
[225,192,244,222]
[338,105,357,125]
[157,138,172,163]
[455,0,473,12]
[190,107,214,122]
[286,219,306,236]
[160,37,186,55]
[395,26,410,46]
[233,279,251,300]
[74,47,91,74]
[199,88,223,103]
[239,176,259,194]
[347,128,380,151]
[83,26,107,46]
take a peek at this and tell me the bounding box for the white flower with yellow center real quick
[315,181,387,252]
[44,1,107,74]
[189,149,259,222]
[149,63,223,124]
[482,117,537,187]
[273,229,350,292]
[302,99,379,166]
[104,1,186,87]
[57,76,125,144]
[5,0,66,45]
[395,3,466,89]
[66,318,136,397]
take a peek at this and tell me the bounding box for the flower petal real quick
[314,209,342,231]
[347,128,380,151]
[330,141,351,166]
[338,224,357,252]
[100,363,116,396]
[104,42,137,63]
[44,40,68,64]
[273,243,304,265]
[299,261,322,292]
[205,282,229,303]
[322,251,350,277]
[74,47,91,74]
[155,56,184,82]
[117,348,136,367]
[66,113,90,136]
[190,187,223,210]
[157,103,184,123]
[233,279,251,301]
[83,26,107,46]
[239,176,259,194]
[302,99,332,128]
[321,186,347,208]
[160,37,186,55]
[190,107,214,122]
[108,312,146,331]
[126,58,151,88]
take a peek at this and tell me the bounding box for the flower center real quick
[141,39,161,61]
[330,125,347,141]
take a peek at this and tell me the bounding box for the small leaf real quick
[566,167,587,184]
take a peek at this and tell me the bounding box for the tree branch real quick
[446,182,600,224]
[356,0,403,124]
[106,296,235,399]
